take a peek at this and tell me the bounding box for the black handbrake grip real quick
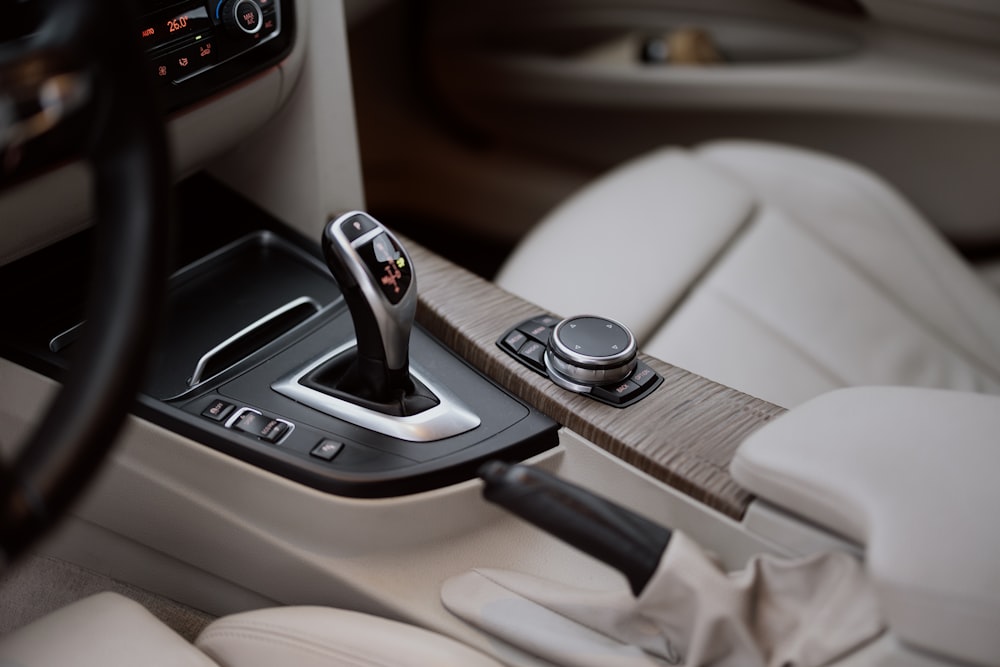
[479,461,672,596]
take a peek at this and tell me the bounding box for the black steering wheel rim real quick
[0,0,170,563]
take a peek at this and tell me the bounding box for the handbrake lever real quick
[479,461,672,596]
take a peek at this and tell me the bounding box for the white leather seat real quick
[0,592,503,667]
[497,141,1000,408]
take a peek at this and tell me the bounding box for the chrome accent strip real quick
[188,296,320,387]
[271,341,481,443]
[545,348,636,388]
[49,321,85,353]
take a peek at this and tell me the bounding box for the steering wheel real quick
[0,0,170,563]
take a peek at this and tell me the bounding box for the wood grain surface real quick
[408,239,786,520]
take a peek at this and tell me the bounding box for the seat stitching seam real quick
[699,154,1000,383]
[782,212,1000,385]
[643,199,762,341]
[831,160,1000,366]
[705,285,853,390]
[198,625,397,667]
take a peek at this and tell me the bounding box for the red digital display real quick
[167,15,190,33]
[139,6,210,50]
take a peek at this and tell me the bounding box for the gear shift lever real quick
[318,211,430,409]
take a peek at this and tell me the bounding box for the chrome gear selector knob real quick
[321,211,418,404]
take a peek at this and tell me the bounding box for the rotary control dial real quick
[545,315,638,392]
[220,0,264,36]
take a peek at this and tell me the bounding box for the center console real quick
[0,177,558,498]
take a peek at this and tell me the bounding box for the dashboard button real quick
[258,11,278,39]
[201,398,234,421]
[311,439,344,461]
[221,0,264,35]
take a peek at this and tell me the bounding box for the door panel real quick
[418,0,1000,246]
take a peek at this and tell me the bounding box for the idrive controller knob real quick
[497,313,661,407]
[545,316,638,392]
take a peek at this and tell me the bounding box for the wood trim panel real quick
[409,239,786,520]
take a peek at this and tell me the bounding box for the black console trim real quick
[0,174,559,498]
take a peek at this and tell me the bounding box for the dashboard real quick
[139,0,295,111]
[0,0,336,268]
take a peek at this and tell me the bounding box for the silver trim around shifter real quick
[188,296,321,387]
[270,340,481,442]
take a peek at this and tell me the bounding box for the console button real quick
[531,315,561,328]
[518,340,546,369]
[592,379,642,404]
[258,418,288,443]
[232,410,290,443]
[517,322,550,344]
[502,330,528,353]
[629,362,658,389]
[341,214,377,242]
[201,399,234,422]
[311,439,344,461]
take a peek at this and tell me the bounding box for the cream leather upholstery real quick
[496,141,1000,407]
[0,592,503,667]
[196,605,503,667]
[733,386,1000,667]
[0,593,216,667]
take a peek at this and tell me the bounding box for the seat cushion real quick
[497,141,1000,407]
[0,592,218,667]
[196,605,503,667]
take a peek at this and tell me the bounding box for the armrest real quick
[731,387,1000,667]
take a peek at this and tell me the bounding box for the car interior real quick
[1,0,999,666]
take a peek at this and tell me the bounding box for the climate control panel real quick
[138,0,294,110]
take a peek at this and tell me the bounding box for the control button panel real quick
[198,399,294,444]
[230,408,290,443]
[141,0,293,112]
[498,314,663,408]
